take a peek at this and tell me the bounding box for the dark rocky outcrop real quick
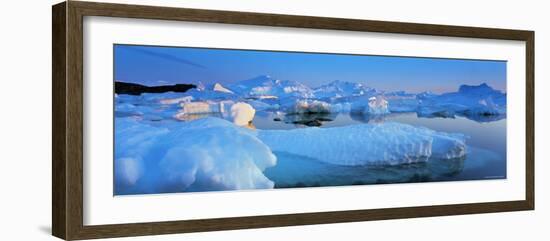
[115,81,196,95]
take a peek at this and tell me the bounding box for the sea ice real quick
[257,122,466,166]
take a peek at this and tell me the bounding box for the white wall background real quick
[0,0,547,240]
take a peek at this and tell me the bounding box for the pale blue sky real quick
[114,44,506,94]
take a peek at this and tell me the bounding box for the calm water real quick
[254,111,507,188]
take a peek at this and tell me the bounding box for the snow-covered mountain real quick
[228,75,314,99]
[313,80,376,98]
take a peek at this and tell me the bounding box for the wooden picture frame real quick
[52,1,534,240]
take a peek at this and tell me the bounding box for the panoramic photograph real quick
[113,44,507,195]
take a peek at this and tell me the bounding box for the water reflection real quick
[416,111,506,123]
[460,113,506,123]
[283,112,337,127]
[265,151,467,188]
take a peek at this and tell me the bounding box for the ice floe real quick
[258,122,467,166]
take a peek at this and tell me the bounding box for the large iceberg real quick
[115,117,277,194]
[417,83,506,119]
[313,80,376,99]
[258,122,467,166]
[227,75,314,99]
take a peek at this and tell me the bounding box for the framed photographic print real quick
[52,1,534,240]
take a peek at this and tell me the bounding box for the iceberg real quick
[282,99,331,114]
[417,83,506,119]
[159,95,194,105]
[346,95,389,115]
[176,101,256,127]
[157,82,238,104]
[245,99,279,111]
[386,98,419,113]
[118,77,505,123]
[230,102,256,126]
[258,122,466,166]
[313,80,376,98]
[213,83,234,94]
[178,101,221,115]
[279,95,389,116]
[115,117,277,194]
[416,91,437,100]
[228,75,314,99]
[115,93,183,121]
[367,96,390,114]
[385,92,419,113]
[180,88,237,101]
